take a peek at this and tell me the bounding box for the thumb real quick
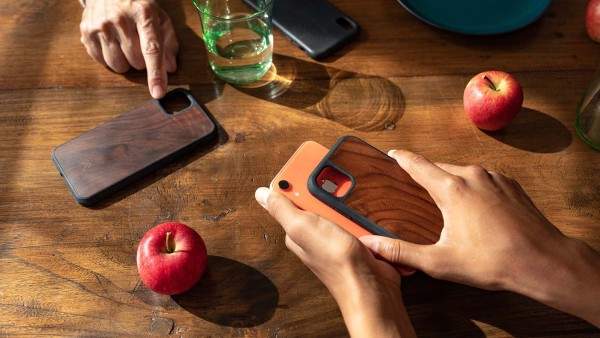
[359,235,431,271]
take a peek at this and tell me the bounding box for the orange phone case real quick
[270,141,371,238]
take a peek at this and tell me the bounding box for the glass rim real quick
[192,0,274,22]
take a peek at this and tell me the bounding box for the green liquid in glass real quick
[204,17,273,84]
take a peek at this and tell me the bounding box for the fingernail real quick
[387,149,397,157]
[255,187,270,208]
[359,236,379,251]
[151,85,165,99]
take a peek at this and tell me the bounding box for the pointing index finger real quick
[135,11,166,98]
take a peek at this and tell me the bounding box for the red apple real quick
[136,222,207,295]
[586,0,600,42]
[463,70,524,131]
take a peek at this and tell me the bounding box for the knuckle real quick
[79,21,90,35]
[384,241,404,262]
[110,14,128,30]
[104,10,120,24]
[132,1,156,22]
[148,71,165,91]
[466,164,488,177]
[443,175,466,193]
[287,216,308,232]
[405,153,429,170]
[148,66,162,78]
[80,21,101,37]
[98,21,112,36]
[143,39,162,56]
[409,154,428,166]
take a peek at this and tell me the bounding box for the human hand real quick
[79,0,179,98]
[359,149,600,326]
[360,149,565,290]
[255,187,416,337]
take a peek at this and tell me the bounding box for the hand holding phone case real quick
[52,88,218,206]
[308,136,443,244]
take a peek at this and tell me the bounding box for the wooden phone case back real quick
[311,136,443,244]
[52,92,216,205]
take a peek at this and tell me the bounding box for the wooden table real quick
[1,0,599,336]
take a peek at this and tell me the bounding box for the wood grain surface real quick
[321,136,444,244]
[1,0,599,336]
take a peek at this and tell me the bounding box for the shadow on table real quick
[125,13,404,133]
[403,272,599,337]
[484,107,572,153]
[173,256,279,327]
[125,24,405,132]
[235,53,405,132]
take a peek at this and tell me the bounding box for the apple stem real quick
[165,232,173,253]
[482,75,498,91]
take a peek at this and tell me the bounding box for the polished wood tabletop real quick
[1,0,600,336]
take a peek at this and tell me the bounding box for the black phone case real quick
[52,88,218,206]
[308,136,443,243]
[244,0,360,60]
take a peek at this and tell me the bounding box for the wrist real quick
[332,274,415,338]
[507,236,600,326]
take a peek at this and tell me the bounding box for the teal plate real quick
[397,0,553,35]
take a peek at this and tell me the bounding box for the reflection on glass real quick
[576,66,600,151]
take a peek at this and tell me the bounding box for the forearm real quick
[331,277,416,338]
[507,236,600,327]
